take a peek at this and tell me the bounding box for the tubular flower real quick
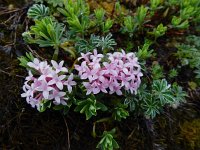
[75,49,143,95]
[21,58,76,110]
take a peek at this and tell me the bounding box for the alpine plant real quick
[75,49,143,95]
[21,58,76,110]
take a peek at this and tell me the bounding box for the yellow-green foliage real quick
[179,119,200,149]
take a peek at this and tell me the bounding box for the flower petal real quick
[56,81,63,90]
[43,90,49,99]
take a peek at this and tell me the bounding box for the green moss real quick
[179,119,200,149]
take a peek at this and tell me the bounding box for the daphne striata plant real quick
[21,58,76,112]
[19,0,198,148]
[75,49,143,96]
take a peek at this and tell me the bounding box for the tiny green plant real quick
[75,33,116,53]
[149,0,162,16]
[27,4,50,20]
[112,104,129,121]
[96,128,119,150]
[94,8,114,34]
[122,5,148,37]
[123,16,135,37]
[18,52,34,68]
[150,0,161,10]
[151,63,164,80]
[58,0,90,36]
[175,35,200,80]
[23,17,66,60]
[74,95,107,120]
[171,16,189,29]
[34,0,64,7]
[135,5,148,29]
[149,23,167,42]
[169,68,178,79]
[94,8,106,25]
[125,79,187,119]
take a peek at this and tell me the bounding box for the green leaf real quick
[58,0,90,35]
[152,79,175,105]
[74,96,98,120]
[150,0,161,10]
[46,0,64,7]
[124,97,136,111]
[151,23,167,39]
[92,33,116,51]
[169,69,178,79]
[18,52,34,68]
[27,4,50,20]
[151,63,164,80]
[53,105,64,110]
[171,16,189,29]
[96,102,108,111]
[175,35,200,69]
[123,16,135,36]
[94,8,105,24]
[135,5,148,25]
[112,105,129,121]
[24,17,64,48]
[102,19,113,33]
[141,94,160,119]
[171,84,187,104]
[96,128,119,150]
[180,6,196,20]
[137,39,154,60]
[194,67,200,78]
[38,100,51,112]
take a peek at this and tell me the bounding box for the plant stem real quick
[92,117,112,138]
[52,46,59,60]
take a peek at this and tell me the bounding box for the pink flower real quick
[38,67,53,81]
[21,82,33,98]
[25,71,33,81]
[27,58,40,70]
[76,49,143,95]
[75,61,88,76]
[83,82,93,95]
[51,60,68,73]
[120,73,131,88]
[29,97,40,108]
[78,52,91,62]
[81,67,98,82]
[91,81,101,94]
[49,90,66,104]
[103,62,118,76]
[90,49,103,62]
[22,58,76,110]
[38,61,48,72]
[48,74,66,90]
[63,73,77,93]
[36,80,53,99]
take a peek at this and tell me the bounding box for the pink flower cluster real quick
[75,50,143,95]
[21,58,76,110]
